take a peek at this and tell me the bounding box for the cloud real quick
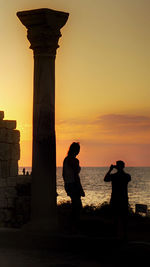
[57,114,150,132]
[56,118,89,126]
[95,114,150,134]
[19,114,150,166]
[98,114,150,124]
[56,113,150,145]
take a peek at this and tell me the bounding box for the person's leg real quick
[111,204,119,238]
[116,208,128,241]
[122,214,128,240]
[113,214,119,238]
[71,195,82,233]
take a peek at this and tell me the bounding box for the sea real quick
[19,167,150,211]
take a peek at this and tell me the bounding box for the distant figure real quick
[26,171,29,176]
[104,160,131,240]
[22,168,25,175]
[63,142,85,232]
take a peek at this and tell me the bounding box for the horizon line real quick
[19,165,150,168]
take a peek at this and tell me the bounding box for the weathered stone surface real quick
[0,120,4,128]
[0,112,20,226]
[0,161,9,178]
[0,174,32,227]
[0,209,5,223]
[0,111,4,120]
[0,129,20,143]
[16,175,32,184]
[0,144,10,160]
[9,160,18,177]
[0,143,12,161]
[0,198,7,208]
[0,128,7,142]
[7,198,14,208]
[0,157,19,179]
[0,179,7,187]
[7,177,17,187]
[0,187,5,195]
[0,162,1,178]
[5,187,16,198]
[3,209,13,223]
[8,130,20,143]
[3,120,16,130]
[10,143,20,160]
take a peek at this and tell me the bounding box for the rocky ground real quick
[0,203,149,267]
[0,227,149,267]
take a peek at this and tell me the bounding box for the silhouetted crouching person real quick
[104,161,131,240]
[63,142,85,233]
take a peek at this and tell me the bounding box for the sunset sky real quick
[0,0,150,167]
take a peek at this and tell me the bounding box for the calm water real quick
[19,167,150,210]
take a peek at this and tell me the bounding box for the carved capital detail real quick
[27,26,61,56]
[17,8,69,56]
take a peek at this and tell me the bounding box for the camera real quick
[112,165,116,168]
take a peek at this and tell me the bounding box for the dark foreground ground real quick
[0,203,150,267]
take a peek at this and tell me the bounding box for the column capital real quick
[17,8,69,56]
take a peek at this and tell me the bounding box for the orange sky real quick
[0,0,150,166]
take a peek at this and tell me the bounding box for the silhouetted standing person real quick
[104,160,131,240]
[63,142,85,233]
[22,168,25,175]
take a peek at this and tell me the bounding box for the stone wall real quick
[14,175,31,227]
[0,111,21,226]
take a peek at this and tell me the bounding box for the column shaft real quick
[32,55,56,221]
[17,8,69,230]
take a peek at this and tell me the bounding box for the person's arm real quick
[74,158,81,174]
[78,180,85,197]
[62,159,65,179]
[104,165,114,182]
[73,158,85,196]
[127,174,131,183]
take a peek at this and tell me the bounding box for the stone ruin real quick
[0,110,31,227]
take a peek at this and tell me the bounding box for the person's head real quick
[116,160,125,171]
[68,142,80,157]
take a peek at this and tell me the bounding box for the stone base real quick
[23,218,58,233]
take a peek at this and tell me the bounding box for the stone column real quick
[17,9,69,230]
